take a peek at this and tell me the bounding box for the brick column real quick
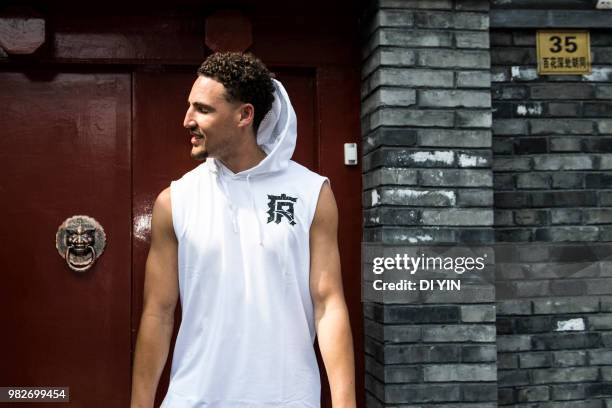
[361,1,497,406]
[491,24,612,406]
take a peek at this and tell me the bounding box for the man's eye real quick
[198,108,209,114]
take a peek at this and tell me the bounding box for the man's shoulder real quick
[287,160,325,180]
[174,161,208,183]
[152,187,174,235]
[158,186,172,203]
[168,162,209,211]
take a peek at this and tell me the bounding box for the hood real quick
[210,78,297,178]
[207,78,297,246]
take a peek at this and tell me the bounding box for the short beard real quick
[191,150,209,161]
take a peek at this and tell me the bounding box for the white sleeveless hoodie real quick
[160,79,327,408]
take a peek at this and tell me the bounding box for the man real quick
[130,52,356,408]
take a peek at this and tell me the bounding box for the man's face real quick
[183,76,241,161]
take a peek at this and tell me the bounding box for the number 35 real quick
[550,36,578,53]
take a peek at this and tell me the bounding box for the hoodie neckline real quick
[205,78,297,246]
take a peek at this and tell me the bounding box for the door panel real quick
[131,70,196,406]
[317,67,364,407]
[0,71,132,407]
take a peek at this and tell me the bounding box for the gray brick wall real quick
[362,1,494,245]
[491,26,612,406]
[361,1,496,406]
[492,29,612,243]
[496,295,612,406]
[361,2,612,407]
[364,303,498,407]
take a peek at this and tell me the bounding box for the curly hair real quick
[197,52,275,133]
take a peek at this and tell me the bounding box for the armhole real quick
[170,180,185,240]
[307,176,330,229]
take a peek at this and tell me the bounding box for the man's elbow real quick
[141,298,177,325]
[312,287,347,316]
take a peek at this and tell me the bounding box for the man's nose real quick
[183,108,195,129]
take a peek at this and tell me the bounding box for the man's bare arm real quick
[310,182,356,408]
[130,187,179,408]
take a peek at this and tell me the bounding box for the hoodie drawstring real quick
[213,163,264,245]
[247,174,264,246]
[213,165,238,233]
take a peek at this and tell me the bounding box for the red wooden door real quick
[0,71,132,407]
[132,66,363,407]
[0,64,361,408]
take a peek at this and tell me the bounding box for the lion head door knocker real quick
[56,215,106,272]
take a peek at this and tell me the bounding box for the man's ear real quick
[237,104,255,128]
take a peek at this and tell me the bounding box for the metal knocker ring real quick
[64,245,97,272]
[56,215,106,273]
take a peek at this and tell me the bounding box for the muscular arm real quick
[310,182,356,408]
[131,187,179,408]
